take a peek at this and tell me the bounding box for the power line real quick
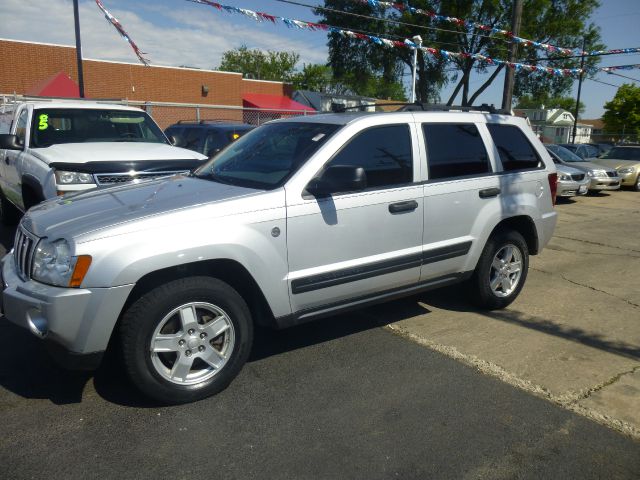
[588,78,622,88]
[604,71,640,83]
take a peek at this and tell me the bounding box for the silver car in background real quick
[546,144,620,192]
[545,148,589,197]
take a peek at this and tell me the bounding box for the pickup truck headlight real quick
[32,238,92,287]
[618,167,636,174]
[54,170,96,185]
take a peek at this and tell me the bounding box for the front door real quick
[286,123,424,313]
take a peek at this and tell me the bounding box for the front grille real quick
[95,170,189,186]
[14,227,38,280]
[606,171,618,178]
[571,173,585,181]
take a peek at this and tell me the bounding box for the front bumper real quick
[1,253,134,370]
[588,177,620,191]
[618,171,638,187]
[557,178,589,197]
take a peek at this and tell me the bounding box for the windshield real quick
[194,122,340,190]
[30,108,168,147]
[546,144,585,162]
[600,147,640,161]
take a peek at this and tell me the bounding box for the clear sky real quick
[1,0,638,118]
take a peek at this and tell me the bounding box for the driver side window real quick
[15,109,28,146]
[323,124,413,190]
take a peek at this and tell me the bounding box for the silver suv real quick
[1,108,558,403]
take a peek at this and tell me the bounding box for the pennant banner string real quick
[187,0,583,77]
[94,0,150,66]
[601,64,640,72]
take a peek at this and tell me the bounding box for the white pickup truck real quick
[0,100,206,224]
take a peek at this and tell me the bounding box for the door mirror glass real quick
[306,165,367,197]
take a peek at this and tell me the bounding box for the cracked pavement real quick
[377,189,640,438]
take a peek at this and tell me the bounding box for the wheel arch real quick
[490,215,539,255]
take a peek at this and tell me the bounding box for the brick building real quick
[0,38,306,128]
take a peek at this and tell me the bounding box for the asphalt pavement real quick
[1,195,640,478]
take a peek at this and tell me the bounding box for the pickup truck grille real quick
[14,227,38,280]
[95,170,189,186]
[571,173,585,181]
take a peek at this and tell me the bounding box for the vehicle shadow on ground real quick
[384,286,640,361]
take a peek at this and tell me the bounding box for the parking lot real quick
[0,190,639,478]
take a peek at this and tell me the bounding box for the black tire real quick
[0,190,20,226]
[469,229,529,310]
[634,175,640,192]
[119,276,253,404]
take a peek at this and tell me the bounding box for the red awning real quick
[243,93,315,112]
[26,72,80,98]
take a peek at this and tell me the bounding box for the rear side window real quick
[487,124,542,171]
[326,124,413,189]
[183,128,205,154]
[422,123,490,180]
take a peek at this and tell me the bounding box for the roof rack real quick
[331,102,511,115]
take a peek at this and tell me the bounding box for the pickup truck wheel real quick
[469,229,529,310]
[119,276,253,404]
[0,192,20,226]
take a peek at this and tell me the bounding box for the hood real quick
[561,160,615,173]
[22,175,261,240]
[31,142,206,164]
[555,163,586,176]
[592,158,640,170]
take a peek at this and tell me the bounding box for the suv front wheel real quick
[119,276,253,404]
[470,229,529,310]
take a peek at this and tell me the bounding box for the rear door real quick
[286,120,424,313]
[420,121,500,280]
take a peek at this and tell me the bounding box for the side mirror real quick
[168,135,184,147]
[306,165,367,197]
[0,134,23,150]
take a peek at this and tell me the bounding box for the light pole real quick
[410,35,422,103]
[73,0,85,97]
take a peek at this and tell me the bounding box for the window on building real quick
[422,123,490,180]
[324,124,413,189]
[487,124,542,171]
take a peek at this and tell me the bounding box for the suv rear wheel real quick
[119,276,253,404]
[469,229,529,310]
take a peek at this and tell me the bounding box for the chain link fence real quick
[1,94,315,131]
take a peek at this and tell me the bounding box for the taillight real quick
[548,173,558,206]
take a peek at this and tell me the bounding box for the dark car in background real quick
[558,143,600,161]
[165,121,255,158]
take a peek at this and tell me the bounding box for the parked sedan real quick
[592,145,640,191]
[546,144,620,192]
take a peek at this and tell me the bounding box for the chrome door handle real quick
[479,188,500,199]
[388,200,418,214]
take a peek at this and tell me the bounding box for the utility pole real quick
[410,35,422,103]
[571,38,587,144]
[501,0,523,111]
[73,0,85,98]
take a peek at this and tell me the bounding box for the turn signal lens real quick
[69,255,92,288]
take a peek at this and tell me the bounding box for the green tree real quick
[516,94,584,114]
[218,46,300,82]
[318,0,603,106]
[602,84,640,142]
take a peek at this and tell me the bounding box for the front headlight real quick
[31,238,92,287]
[54,170,95,185]
[618,167,636,174]
[587,170,606,178]
[558,174,571,181]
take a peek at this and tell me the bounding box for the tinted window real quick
[488,124,542,171]
[422,123,490,179]
[546,144,586,163]
[325,125,413,189]
[183,128,205,153]
[601,147,640,161]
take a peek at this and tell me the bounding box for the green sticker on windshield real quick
[38,114,49,131]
